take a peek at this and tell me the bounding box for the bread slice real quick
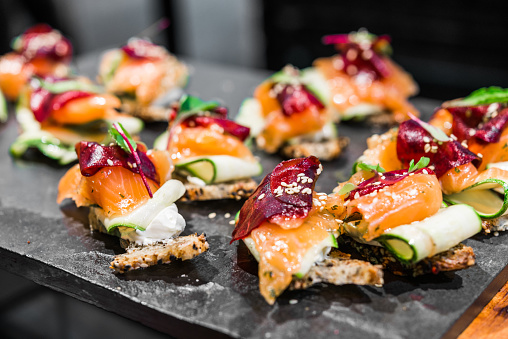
[88,206,209,273]
[120,98,172,121]
[482,217,508,235]
[280,136,350,161]
[290,249,383,290]
[179,177,258,201]
[110,234,209,274]
[340,236,475,277]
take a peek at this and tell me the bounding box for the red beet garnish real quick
[276,84,324,116]
[322,32,392,80]
[231,156,321,243]
[445,104,508,144]
[51,91,92,112]
[77,141,158,185]
[182,116,250,141]
[30,87,53,122]
[18,24,72,62]
[397,119,480,178]
[121,39,165,60]
[29,88,92,123]
[346,168,433,201]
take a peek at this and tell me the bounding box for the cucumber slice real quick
[10,131,77,165]
[153,130,169,150]
[243,232,337,278]
[0,89,7,123]
[341,103,384,120]
[377,204,482,263]
[236,98,265,137]
[444,178,508,218]
[175,155,262,184]
[300,67,330,106]
[37,78,102,94]
[94,179,186,233]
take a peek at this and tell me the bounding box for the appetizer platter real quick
[1,42,508,339]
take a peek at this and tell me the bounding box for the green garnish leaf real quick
[456,86,508,107]
[179,95,220,116]
[409,113,449,142]
[357,162,385,173]
[337,182,357,196]
[34,76,102,94]
[110,122,137,153]
[408,157,430,173]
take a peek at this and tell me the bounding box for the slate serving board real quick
[0,57,507,339]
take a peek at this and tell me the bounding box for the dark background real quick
[1,0,507,100]
[0,1,507,338]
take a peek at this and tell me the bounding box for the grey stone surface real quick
[0,59,506,339]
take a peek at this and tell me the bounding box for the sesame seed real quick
[229,220,235,225]
[297,173,305,177]
[132,163,137,168]
[307,179,313,183]
[444,121,452,130]
[319,195,327,200]
[424,144,431,153]
[354,192,360,200]
[468,129,476,136]
[423,136,431,143]
[107,159,114,166]
[258,193,265,200]
[285,188,294,194]
[208,212,216,219]
[422,169,428,175]
[450,134,457,140]
[478,153,483,158]
[409,173,414,176]
[225,213,231,218]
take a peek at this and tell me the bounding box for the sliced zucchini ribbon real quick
[376,204,481,263]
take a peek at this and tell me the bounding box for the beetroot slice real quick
[346,168,433,201]
[182,116,250,142]
[30,88,53,122]
[397,119,479,178]
[121,39,164,60]
[231,156,321,243]
[447,105,508,144]
[51,91,92,112]
[20,24,72,61]
[76,142,158,184]
[276,84,324,116]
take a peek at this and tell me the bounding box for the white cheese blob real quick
[123,204,186,245]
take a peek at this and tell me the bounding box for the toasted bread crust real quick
[179,178,258,201]
[110,233,209,274]
[280,136,349,161]
[88,207,209,273]
[340,236,475,277]
[120,99,172,121]
[290,249,383,290]
[482,217,508,234]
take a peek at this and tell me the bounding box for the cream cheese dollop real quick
[122,204,186,246]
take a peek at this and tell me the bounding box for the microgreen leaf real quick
[110,123,137,153]
[179,95,219,116]
[357,162,385,173]
[112,123,152,198]
[456,86,508,107]
[408,112,450,142]
[408,157,430,173]
[337,182,358,196]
